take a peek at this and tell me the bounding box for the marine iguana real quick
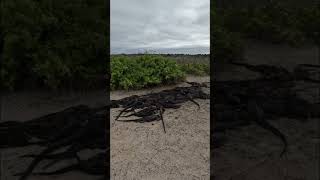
[112,84,210,133]
[22,153,107,176]
[247,99,288,157]
[230,61,293,81]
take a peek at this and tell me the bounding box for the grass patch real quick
[111,54,185,90]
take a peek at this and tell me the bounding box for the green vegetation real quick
[219,3,319,46]
[111,55,185,90]
[212,1,320,62]
[166,54,209,65]
[211,4,245,62]
[3,0,317,91]
[180,63,210,76]
[0,0,108,91]
[165,54,210,76]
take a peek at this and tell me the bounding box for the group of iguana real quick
[0,61,318,179]
[0,105,109,180]
[213,62,320,157]
[111,83,210,133]
[230,61,320,83]
[0,84,210,180]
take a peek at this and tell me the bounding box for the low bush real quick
[111,55,185,90]
[217,2,319,46]
[180,63,210,76]
[0,0,108,91]
[211,7,245,62]
[211,1,319,63]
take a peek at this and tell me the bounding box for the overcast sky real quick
[111,0,209,54]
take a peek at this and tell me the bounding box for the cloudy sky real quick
[111,0,209,54]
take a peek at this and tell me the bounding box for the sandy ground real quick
[0,76,210,180]
[110,76,210,180]
[0,90,107,180]
[212,41,320,180]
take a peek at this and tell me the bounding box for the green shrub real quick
[111,55,185,90]
[0,0,108,91]
[211,6,245,62]
[211,25,244,62]
[217,2,319,46]
[211,2,319,63]
[180,63,210,76]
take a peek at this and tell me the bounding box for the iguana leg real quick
[32,165,79,175]
[15,126,87,180]
[159,107,166,133]
[248,100,288,157]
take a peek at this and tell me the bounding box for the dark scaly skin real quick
[31,165,78,176]
[114,106,132,121]
[248,100,288,157]
[112,83,210,133]
[293,64,320,82]
[0,104,109,179]
[31,153,106,176]
[1,84,209,179]
[24,122,107,171]
[297,64,320,68]
[15,124,88,180]
[214,120,251,132]
[116,114,160,123]
[162,103,181,109]
[179,89,200,109]
[159,107,166,133]
[230,61,291,80]
[121,106,157,118]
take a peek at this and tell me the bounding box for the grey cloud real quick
[111,0,209,54]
